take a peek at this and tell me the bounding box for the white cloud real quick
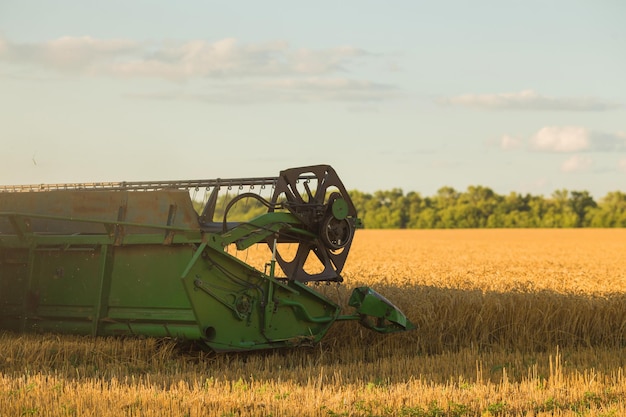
[561,155,593,173]
[4,36,140,73]
[439,89,620,111]
[529,126,590,152]
[289,45,365,74]
[499,134,523,150]
[495,127,626,177]
[0,35,394,104]
[126,77,399,104]
[110,38,296,79]
[0,35,368,80]
[259,78,398,102]
[523,127,626,153]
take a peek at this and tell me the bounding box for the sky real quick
[1,1,625,200]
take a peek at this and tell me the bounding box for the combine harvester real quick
[0,165,413,352]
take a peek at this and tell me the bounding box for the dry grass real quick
[2,229,626,416]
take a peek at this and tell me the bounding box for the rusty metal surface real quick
[0,190,200,235]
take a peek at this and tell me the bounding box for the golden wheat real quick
[1,229,625,416]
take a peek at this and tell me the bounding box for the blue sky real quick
[1,1,624,199]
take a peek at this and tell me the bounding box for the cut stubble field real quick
[1,229,625,416]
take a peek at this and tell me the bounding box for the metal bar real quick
[0,177,279,193]
[276,298,335,323]
[7,215,32,238]
[20,245,36,332]
[180,241,208,280]
[193,278,246,320]
[92,244,111,336]
[0,233,201,249]
[0,173,322,193]
[0,212,197,232]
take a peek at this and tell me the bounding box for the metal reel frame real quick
[268,165,358,283]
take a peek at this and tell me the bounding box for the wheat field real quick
[1,229,625,416]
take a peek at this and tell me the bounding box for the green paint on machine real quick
[0,165,414,352]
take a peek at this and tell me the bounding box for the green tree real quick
[348,190,371,227]
[488,192,532,227]
[539,190,577,227]
[405,191,423,228]
[195,186,624,230]
[457,185,500,228]
[587,191,626,227]
[569,190,597,227]
[362,189,406,229]
[434,186,460,228]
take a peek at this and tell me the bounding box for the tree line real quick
[349,187,626,229]
[197,187,626,229]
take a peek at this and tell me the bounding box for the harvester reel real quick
[269,165,358,283]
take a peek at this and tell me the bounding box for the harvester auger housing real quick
[0,165,414,351]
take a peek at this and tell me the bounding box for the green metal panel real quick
[0,248,29,330]
[180,242,342,351]
[108,245,194,309]
[32,248,102,308]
